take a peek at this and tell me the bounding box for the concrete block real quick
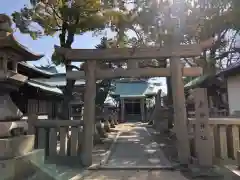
[0,149,46,180]
[188,165,223,178]
[225,165,240,178]
[0,135,35,160]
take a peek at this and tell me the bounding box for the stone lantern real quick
[0,14,44,179]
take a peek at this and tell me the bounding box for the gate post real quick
[81,60,96,167]
[170,57,190,165]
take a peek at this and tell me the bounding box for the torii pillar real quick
[170,57,190,165]
[81,60,96,166]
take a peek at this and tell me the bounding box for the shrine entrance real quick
[124,98,141,122]
[55,42,213,167]
[125,99,141,115]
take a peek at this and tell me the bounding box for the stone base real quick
[225,165,240,177]
[0,135,35,160]
[237,150,240,167]
[0,149,52,180]
[187,165,223,178]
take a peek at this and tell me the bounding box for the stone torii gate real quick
[55,41,212,167]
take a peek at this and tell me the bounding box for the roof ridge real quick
[28,78,57,88]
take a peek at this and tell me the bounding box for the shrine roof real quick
[217,59,240,77]
[37,66,58,73]
[18,62,59,77]
[111,79,161,98]
[30,77,85,87]
[27,79,63,95]
[0,33,44,61]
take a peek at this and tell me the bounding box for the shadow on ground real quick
[104,125,172,168]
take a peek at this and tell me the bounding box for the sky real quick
[0,0,167,93]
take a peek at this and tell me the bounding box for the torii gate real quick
[55,39,213,167]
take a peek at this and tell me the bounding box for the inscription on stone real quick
[194,88,213,166]
[200,135,207,140]
[200,112,206,118]
[198,101,203,108]
[200,123,205,129]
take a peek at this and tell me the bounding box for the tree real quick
[120,0,240,128]
[91,37,113,109]
[14,0,240,122]
[12,0,125,119]
[81,35,131,109]
[184,0,240,72]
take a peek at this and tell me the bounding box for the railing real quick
[188,117,240,164]
[27,116,84,165]
[25,110,119,165]
[188,109,228,118]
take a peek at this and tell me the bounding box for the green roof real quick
[111,81,159,97]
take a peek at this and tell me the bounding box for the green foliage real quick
[13,0,240,67]
[94,37,113,106]
[12,0,240,95]
[12,0,110,65]
[183,77,194,85]
[51,51,64,65]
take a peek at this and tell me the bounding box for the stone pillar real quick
[140,98,145,122]
[170,56,190,165]
[144,99,147,121]
[156,90,161,103]
[153,90,163,128]
[209,96,213,108]
[81,60,96,167]
[81,106,84,121]
[120,98,125,122]
[237,150,240,169]
[193,88,213,166]
[127,60,138,69]
[12,61,17,73]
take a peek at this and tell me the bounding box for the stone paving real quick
[80,123,239,180]
[104,123,172,168]
[82,169,190,180]
[79,123,189,180]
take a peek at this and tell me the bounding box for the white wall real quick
[227,75,240,114]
